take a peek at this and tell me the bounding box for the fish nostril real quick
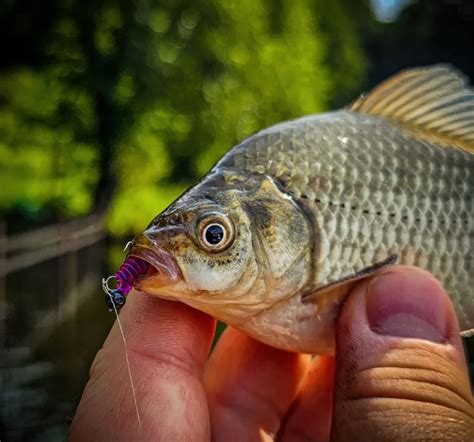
[134,232,157,248]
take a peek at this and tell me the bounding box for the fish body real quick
[117,66,474,354]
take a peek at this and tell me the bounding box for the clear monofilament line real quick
[107,293,143,431]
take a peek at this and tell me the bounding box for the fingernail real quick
[366,270,452,343]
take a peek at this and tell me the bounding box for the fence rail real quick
[0,215,105,277]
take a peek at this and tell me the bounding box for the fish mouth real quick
[129,245,181,289]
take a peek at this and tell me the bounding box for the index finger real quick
[69,291,216,441]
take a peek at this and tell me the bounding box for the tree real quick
[0,0,367,235]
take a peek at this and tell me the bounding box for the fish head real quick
[130,172,313,324]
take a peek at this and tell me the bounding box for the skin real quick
[69,266,474,441]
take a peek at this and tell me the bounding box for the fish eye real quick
[196,212,234,252]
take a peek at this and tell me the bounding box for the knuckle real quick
[333,343,474,441]
[333,398,474,442]
[129,345,201,379]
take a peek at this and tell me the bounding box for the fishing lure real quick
[102,256,148,311]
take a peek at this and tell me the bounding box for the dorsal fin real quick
[349,65,474,154]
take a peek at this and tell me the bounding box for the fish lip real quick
[129,245,181,284]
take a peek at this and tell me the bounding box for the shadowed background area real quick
[0,0,473,440]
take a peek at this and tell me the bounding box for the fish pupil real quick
[205,224,224,245]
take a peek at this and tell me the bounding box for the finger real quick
[69,292,215,441]
[204,327,311,441]
[277,356,335,442]
[332,266,474,442]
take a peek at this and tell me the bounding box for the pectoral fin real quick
[302,254,398,304]
[303,255,473,340]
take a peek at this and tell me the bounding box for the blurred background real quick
[0,0,473,439]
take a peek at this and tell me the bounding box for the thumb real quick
[332,266,474,442]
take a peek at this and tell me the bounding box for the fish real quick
[104,65,474,354]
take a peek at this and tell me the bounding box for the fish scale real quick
[220,111,473,329]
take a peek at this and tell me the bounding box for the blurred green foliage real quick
[0,0,366,235]
[0,69,97,215]
[3,0,473,236]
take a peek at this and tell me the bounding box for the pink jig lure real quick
[102,255,148,311]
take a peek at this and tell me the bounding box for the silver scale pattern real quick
[220,111,474,330]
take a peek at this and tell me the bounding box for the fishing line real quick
[107,293,143,431]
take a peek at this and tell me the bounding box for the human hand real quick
[69,266,474,441]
